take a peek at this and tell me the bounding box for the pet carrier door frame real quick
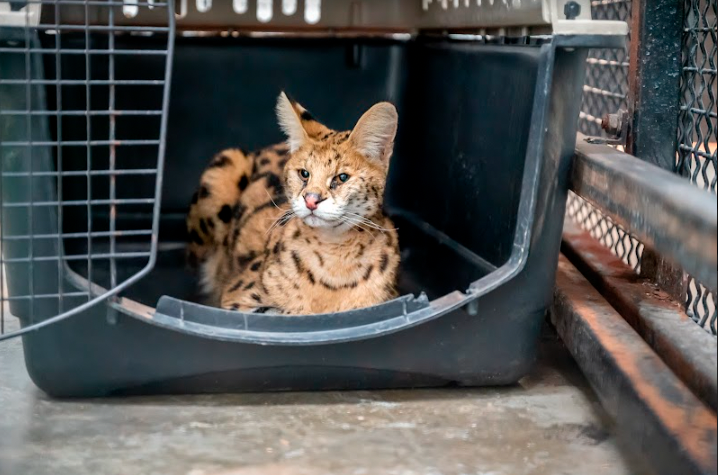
[0,0,175,341]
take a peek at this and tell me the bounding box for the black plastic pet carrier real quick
[0,0,626,396]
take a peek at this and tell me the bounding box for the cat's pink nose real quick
[304,193,322,211]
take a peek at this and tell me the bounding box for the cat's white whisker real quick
[341,215,377,236]
[353,217,396,232]
[344,211,396,232]
[264,188,283,210]
[266,209,295,235]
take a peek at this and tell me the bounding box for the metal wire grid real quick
[569,0,644,273]
[0,0,173,339]
[578,0,632,137]
[677,0,716,334]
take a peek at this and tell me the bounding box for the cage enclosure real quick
[0,0,626,396]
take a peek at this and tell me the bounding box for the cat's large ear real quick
[349,102,398,167]
[276,92,330,152]
[276,92,308,152]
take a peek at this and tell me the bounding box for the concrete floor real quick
[0,317,643,475]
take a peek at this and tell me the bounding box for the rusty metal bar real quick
[551,254,717,475]
[571,137,718,294]
[562,219,718,412]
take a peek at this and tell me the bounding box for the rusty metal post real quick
[626,0,684,168]
[626,0,687,292]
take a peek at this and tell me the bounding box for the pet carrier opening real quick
[0,0,626,396]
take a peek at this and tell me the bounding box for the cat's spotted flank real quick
[186,92,400,314]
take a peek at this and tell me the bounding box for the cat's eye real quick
[338,173,350,183]
[299,169,310,179]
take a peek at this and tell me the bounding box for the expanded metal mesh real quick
[570,0,644,273]
[677,0,716,334]
[566,196,645,271]
[0,0,172,339]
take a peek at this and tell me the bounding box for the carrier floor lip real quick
[66,211,492,345]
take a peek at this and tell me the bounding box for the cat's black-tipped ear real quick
[276,91,308,152]
[349,102,398,167]
[276,92,330,152]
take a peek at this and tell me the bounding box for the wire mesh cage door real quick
[0,0,174,340]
